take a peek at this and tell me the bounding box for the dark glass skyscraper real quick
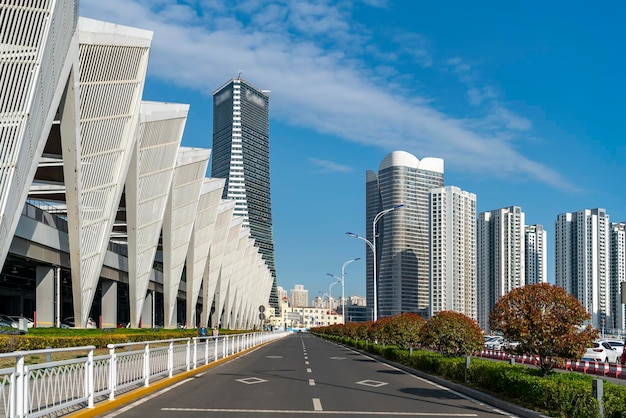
[212,76,278,311]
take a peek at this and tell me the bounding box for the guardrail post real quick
[222,336,226,359]
[204,337,209,365]
[144,342,151,387]
[192,338,198,369]
[593,379,604,418]
[214,337,218,361]
[108,345,117,400]
[186,339,191,371]
[168,341,174,378]
[15,353,25,418]
[87,348,94,408]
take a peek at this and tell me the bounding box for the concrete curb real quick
[66,342,271,418]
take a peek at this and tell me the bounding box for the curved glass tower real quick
[366,151,444,318]
[212,77,278,311]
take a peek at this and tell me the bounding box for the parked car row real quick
[0,314,34,329]
[484,334,626,365]
[1,315,100,329]
[60,316,97,329]
[483,335,520,351]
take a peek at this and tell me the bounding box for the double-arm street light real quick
[327,257,361,324]
[346,204,404,322]
[328,278,341,309]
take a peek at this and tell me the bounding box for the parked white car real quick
[9,316,34,328]
[603,339,625,357]
[484,335,504,350]
[582,340,620,363]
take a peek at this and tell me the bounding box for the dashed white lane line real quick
[305,361,310,365]
[307,367,312,373]
[313,398,323,411]
[309,379,315,386]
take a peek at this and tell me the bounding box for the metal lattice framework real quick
[0,0,76,270]
[162,148,211,328]
[236,240,257,328]
[218,218,244,328]
[1,1,274,330]
[61,18,152,327]
[126,102,188,327]
[185,178,225,327]
[205,200,235,327]
[223,229,251,328]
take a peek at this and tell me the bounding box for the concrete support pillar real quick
[35,266,56,328]
[101,280,118,328]
[142,291,153,328]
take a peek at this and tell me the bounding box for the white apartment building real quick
[555,209,610,330]
[429,186,477,320]
[276,286,288,303]
[611,222,626,330]
[477,206,525,330]
[349,295,367,306]
[290,284,309,308]
[525,225,548,284]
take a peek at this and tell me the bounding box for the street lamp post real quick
[327,257,360,324]
[328,279,340,310]
[346,204,404,322]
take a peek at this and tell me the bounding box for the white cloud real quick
[309,158,354,173]
[79,0,574,191]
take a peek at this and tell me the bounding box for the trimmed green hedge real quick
[0,327,241,352]
[316,334,626,418]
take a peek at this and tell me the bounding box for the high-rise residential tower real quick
[365,151,444,319]
[477,206,525,330]
[290,284,309,308]
[610,222,626,331]
[555,209,610,330]
[525,225,547,284]
[429,186,477,319]
[212,76,278,311]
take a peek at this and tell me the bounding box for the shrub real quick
[418,311,483,356]
[381,313,424,350]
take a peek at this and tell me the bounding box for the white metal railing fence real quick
[0,331,287,418]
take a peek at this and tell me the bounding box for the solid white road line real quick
[161,408,478,416]
[103,379,193,417]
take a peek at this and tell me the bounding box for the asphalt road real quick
[100,333,517,417]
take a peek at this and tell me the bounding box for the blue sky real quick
[81,0,626,302]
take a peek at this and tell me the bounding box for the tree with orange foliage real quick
[382,313,425,350]
[489,283,598,376]
[419,311,483,356]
